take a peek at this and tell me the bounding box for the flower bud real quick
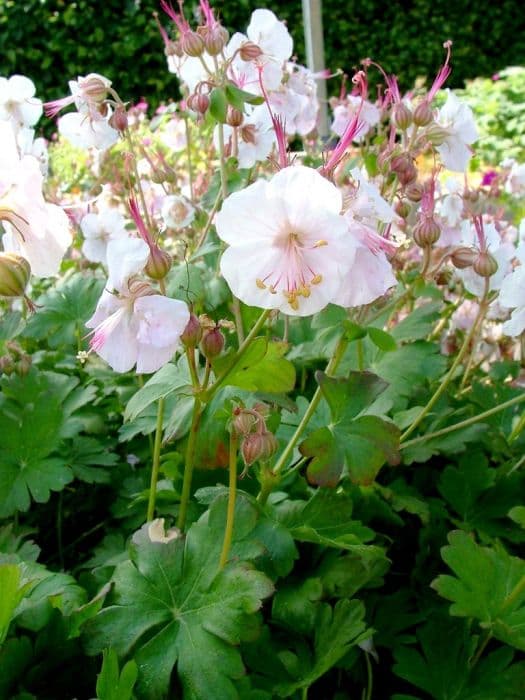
[109,105,128,132]
[232,407,256,436]
[413,100,433,126]
[241,430,277,466]
[259,431,278,461]
[145,245,173,281]
[463,187,479,203]
[239,41,263,61]
[181,30,205,58]
[187,93,210,114]
[405,183,423,202]
[413,216,441,247]
[395,200,411,218]
[200,326,225,359]
[391,153,417,186]
[393,102,412,130]
[0,253,31,297]
[200,24,229,55]
[226,106,243,127]
[450,246,477,269]
[425,123,449,146]
[17,354,32,376]
[78,74,111,103]
[473,251,498,277]
[241,124,256,145]
[181,313,203,348]
[0,355,15,375]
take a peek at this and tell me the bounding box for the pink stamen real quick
[473,215,486,251]
[44,95,75,118]
[257,66,290,169]
[128,196,154,248]
[199,0,216,27]
[160,0,189,34]
[428,40,453,101]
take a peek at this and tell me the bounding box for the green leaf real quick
[96,648,138,700]
[0,564,31,644]
[432,530,525,651]
[224,82,264,108]
[274,600,369,696]
[438,452,495,522]
[209,87,228,123]
[85,498,274,699]
[509,506,525,529]
[212,339,296,393]
[299,372,400,486]
[367,326,397,352]
[390,302,442,342]
[124,360,192,422]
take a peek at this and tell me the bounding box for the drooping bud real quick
[181,313,203,348]
[145,245,173,281]
[393,102,412,130]
[391,153,417,186]
[109,105,128,132]
[0,253,31,298]
[232,407,256,436]
[413,216,441,248]
[200,326,225,359]
[473,251,498,277]
[241,432,264,466]
[259,431,278,462]
[226,106,243,127]
[165,39,184,57]
[181,30,205,57]
[450,246,478,269]
[187,92,210,114]
[239,41,263,61]
[78,73,111,103]
[405,183,424,202]
[413,100,433,126]
[395,200,411,218]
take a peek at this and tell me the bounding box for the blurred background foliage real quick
[1,0,524,110]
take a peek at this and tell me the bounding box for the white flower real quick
[438,177,463,226]
[161,194,195,229]
[436,90,478,172]
[499,265,525,337]
[0,122,71,277]
[456,220,515,296]
[80,209,129,263]
[58,110,119,151]
[158,117,187,152]
[346,168,395,225]
[106,237,150,293]
[215,165,356,316]
[86,288,190,374]
[0,75,43,131]
[215,105,276,169]
[247,9,293,63]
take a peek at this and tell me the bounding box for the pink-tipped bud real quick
[199,23,229,55]
[393,102,412,130]
[232,407,256,436]
[226,106,243,127]
[181,30,205,57]
[413,216,441,248]
[473,251,498,277]
[181,313,203,348]
[200,326,224,359]
[187,93,210,114]
[450,246,478,269]
[145,245,173,281]
[413,101,433,127]
[241,431,277,466]
[391,153,417,186]
[239,41,263,61]
[395,200,411,218]
[406,183,423,202]
[0,253,31,298]
[109,105,128,132]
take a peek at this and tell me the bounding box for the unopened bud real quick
[226,106,243,127]
[391,153,417,186]
[109,105,128,132]
[78,74,111,103]
[426,123,449,146]
[413,216,441,247]
[395,200,411,218]
[473,251,498,277]
[17,355,32,376]
[200,326,224,359]
[239,41,263,61]
[241,431,277,466]
[181,30,205,58]
[232,407,256,436]
[0,355,15,375]
[145,245,173,281]
[187,93,210,114]
[199,24,229,55]
[406,183,423,202]
[393,102,412,130]
[463,187,479,203]
[0,253,31,297]
[413,100,433,126]
[450,246,478,269]
[259,431,278,461]
[181,313,203,348]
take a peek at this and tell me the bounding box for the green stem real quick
[177,397,202,530]
[186,347,201,390]
[356,338,364,370]
[400,279,490,442]
[203,308,271,402]
[469,631,492,669]
[364,652,373,700]
[232,297,245,344]
[502,574,525,612]
[194,187,222,252]
[400,392,525,450]
[272,334,349,476]
[147,397,165,522]
[301,687,308,700]
[184,116,194,201]
[124,126,154,232]
[219,432,239,568]
[216,122,228,200]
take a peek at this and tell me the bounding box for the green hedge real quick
[1,0,524,112]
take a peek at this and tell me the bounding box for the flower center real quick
[255,229,326,310]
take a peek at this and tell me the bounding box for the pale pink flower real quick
[58,110,119,151]
[86,287,190,373]
[80,209,129,263]
[331,97,379,141]
[0,122,71,277]
[0,75,43,131]
[44,73,112,119]
[215,104,276,169]
[499,265,525,337]
[436,90,478,172]
[215,165,356,316]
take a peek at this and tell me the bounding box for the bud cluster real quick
[0,341,32,377]
[232,403,278,469]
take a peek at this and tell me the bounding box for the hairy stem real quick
[147,397,165,522]
[219,431,239,568]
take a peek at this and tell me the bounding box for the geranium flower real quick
[161,194,195,229]
[0,74,43,131]
[80,209,129,263]
[499,241,525,337]
[436,90,478,172]
[215,165,356,316]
